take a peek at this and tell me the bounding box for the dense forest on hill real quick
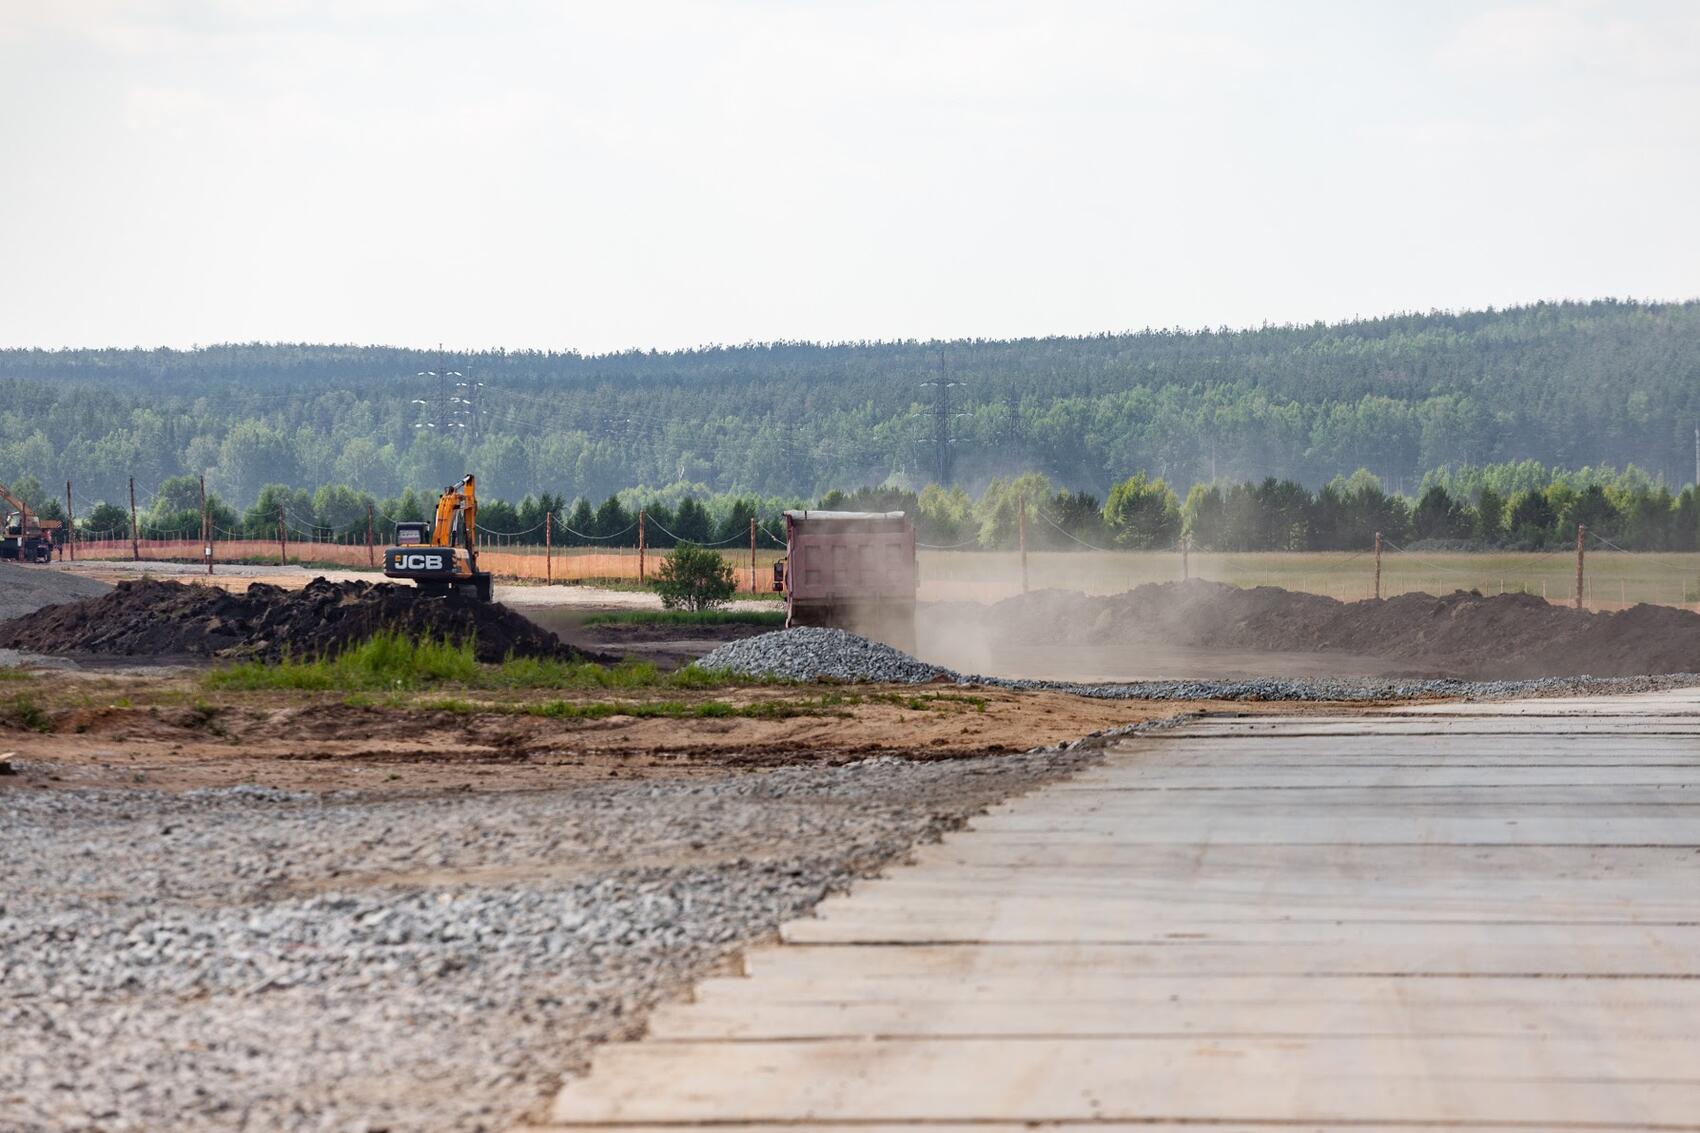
[2,300,1697,512]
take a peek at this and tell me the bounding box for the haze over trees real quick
[2,301,1698,517]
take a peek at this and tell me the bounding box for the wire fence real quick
[68,536,786,588]
[909,546,1700,610]
[50,522,1700,610]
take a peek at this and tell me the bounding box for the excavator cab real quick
[382,475,494,601]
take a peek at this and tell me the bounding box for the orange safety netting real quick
[71,539,772,589]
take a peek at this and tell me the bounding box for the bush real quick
[652,542,738,611]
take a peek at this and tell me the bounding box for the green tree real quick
[671,496,713,543]
[215,420,299,507]
[7,474,46,510]
[1474,487,1506,543]
[243,484,316,539]
[1104,473,1181,549]
[1411,485,1471,542]
[717,497,758,545]
[653,542,738,611]
[1045,489,1107,548]
[312,484,371,538]
[916,483,973,545]
[565,497,597,546]
[1506,490,1556,547]
[593,495,633,541]
[975,473,1051,549]
[81,501,131,540]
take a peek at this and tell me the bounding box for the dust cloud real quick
[907,580,1700,683]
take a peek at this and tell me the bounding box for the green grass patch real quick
[5,692,53,733]
[204,631,771,693]
[582,609,786,628]
[417,696,480,714]
[204,630,482,692]
[0,668,36,683]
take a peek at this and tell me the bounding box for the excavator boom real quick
[381,474,493,601]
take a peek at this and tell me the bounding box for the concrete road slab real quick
[532,690,1700,1130]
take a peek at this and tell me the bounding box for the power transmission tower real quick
[413,344,475,447]
[919,349,967,485]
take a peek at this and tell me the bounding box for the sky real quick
[2,0,1698,353]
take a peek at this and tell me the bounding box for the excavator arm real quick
[0,480,32,532]
[382,474,493,601]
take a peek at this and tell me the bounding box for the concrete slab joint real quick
[528,689,1700,1130]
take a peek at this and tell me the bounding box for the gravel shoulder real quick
[2,749,1094,1133]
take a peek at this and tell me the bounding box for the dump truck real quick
[382,474,494,601]
[774,510,917,651]
[0,481,58,563]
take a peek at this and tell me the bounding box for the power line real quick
[918,347,968,485]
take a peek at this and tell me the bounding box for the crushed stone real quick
[0,562,112,622]
[0,752,1085,1133]
[699,626,946,683]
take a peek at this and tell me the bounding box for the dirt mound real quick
[980,580,1700,679]
[0,577,596,663]
[0,563,112,622]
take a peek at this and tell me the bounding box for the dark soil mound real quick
[983,580,1700,679]
[0,577,598,663]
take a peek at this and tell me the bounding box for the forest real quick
[2,300,1698,521]
[9,461,1697,557]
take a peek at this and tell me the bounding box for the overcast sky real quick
[3,1,1698,353]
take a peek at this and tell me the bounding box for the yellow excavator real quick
[382,474,494,601]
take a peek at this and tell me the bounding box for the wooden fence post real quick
[545,510,553,583]
[199,474,212,575]
[1575,525,1586,610]
[638,510,646,583]
[278,505,287,566]
[65,480,74,561]
[366,503,375,568]
[1018,494,1028,594]
[128,477,139,562]
[749,518,757,593]
[1373,531,1382,600]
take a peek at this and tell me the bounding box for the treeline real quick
[822,464,1700,552]
[4,301,1700,507]
[10,474,795,551]
[12,460,1699,555]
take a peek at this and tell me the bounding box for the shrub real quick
[652,542,738,611]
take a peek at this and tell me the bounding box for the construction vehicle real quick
[775,510,917,651]
[0,481,59,563]
[382,474,494,601]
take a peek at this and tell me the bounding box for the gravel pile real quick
[0,562,111,622]
[0,753,1079,1133]
[698,627,1700,702]
[699,626,948,683]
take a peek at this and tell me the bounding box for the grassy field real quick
[918,549,1700,609]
